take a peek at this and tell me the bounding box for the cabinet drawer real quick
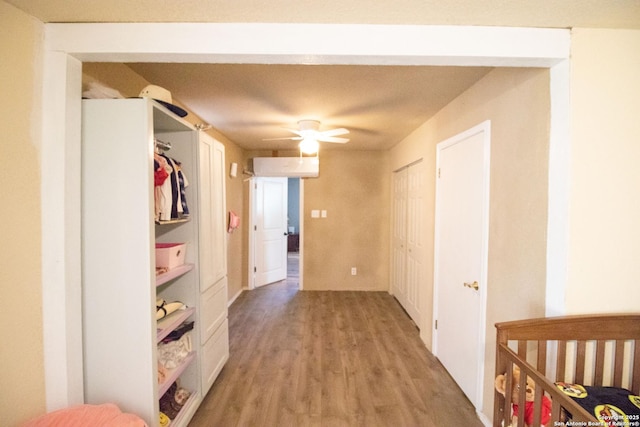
[200,276,227,342]
[201,319,229,395]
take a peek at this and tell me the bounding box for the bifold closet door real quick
[392,160,425,326]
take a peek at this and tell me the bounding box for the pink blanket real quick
[22,403,147,427]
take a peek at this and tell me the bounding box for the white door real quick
[392,168,408,305]
[392,160,425,326]
[405,160,425,325]
[253,177,288,287]
[433,121,490,409]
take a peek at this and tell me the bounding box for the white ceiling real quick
[10,0,640,151]
[8,0,640,28]
[125,63,492,151]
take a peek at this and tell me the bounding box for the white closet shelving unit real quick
[82,98,228,427]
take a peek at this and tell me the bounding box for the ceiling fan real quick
[264,119,349,154]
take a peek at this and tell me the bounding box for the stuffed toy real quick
[495,365,552,427]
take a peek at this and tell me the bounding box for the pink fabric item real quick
[22,403,147,427]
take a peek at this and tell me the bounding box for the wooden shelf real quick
[158,351,196,398]
[156,263,194,287]
[157,307,195,342]
[156,217,190,225]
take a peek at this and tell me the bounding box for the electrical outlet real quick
[351,267,357,276]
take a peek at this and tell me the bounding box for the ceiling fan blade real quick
[283,128,304,136]
[262,136,303,141]
[318,128,349,137]
[317,136,349,143]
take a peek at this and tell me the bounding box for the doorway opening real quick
[285,178,301,289]
[248,176,304,291]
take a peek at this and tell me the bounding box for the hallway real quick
[189,254,482,426]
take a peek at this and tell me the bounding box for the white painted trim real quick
[298,179,305,291]
[227,288,243,307]
[41,49,84,411]
[546,60,571,316]
[247,177,256,290]
[46,23,569,66]
[40,22,571,410]
[477,410,493,427]
[432,120,491,412]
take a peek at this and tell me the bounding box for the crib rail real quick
[494,314,640,427]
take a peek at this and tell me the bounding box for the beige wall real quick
[391,66,551,421]
[5,7,639,424]
[82,63,246,303]
[303,150,391,290]
[243,149,390,291]
[566,28,640,314]
[0,2,47,425]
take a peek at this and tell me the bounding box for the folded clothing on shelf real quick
[161,321,194,344]
[159,381,192,420]
[157,332,192,369]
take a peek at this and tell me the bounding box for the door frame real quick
[432,120,491,411]
[40,23,569,409]
[248,177,304,290]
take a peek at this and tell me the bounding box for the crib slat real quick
[594,340,606,386]
[517,371,527,427]
[556,340,567,382]
[632,340,640,394]
[518,340,527,358]
[532,385,543,426]
[537,340,547,375]
[551,398,562,424]
[503,359,514,427]
[575,340,587,384]
[614,340,625,387]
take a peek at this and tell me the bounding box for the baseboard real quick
[477,410,492,427]
[228,288,243,307]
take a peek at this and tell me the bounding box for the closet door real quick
[392,168,408,305]
[391,160,425,326]
[211,138,227,284]
[197,131,229,395]
[199,132,217,292]
[198,132,227,292]
[404,160,426,325]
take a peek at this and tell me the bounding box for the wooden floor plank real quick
[189,254,483,426]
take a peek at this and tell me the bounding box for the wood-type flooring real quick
[189,254,483,426]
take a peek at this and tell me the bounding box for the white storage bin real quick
[155,243,186,270]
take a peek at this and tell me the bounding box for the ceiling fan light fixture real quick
[299,137,319,155]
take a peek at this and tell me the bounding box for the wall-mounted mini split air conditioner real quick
[251,157,319,178]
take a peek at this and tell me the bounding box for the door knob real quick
[463,281,479,290]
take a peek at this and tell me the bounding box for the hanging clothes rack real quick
[155,138,172,152]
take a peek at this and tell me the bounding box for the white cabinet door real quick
[201,319,229,394]
[198,132,227,292]
[197,131,229,395]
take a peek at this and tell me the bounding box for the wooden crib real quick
[493,314,640,427]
